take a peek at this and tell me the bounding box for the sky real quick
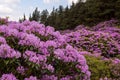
[0,0,79,21]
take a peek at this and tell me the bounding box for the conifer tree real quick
[40,9,49,24]
[29,7,41,22]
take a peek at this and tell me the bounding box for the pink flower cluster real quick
[0,19,90,80]
[64,20,120,58]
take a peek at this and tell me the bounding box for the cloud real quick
[43,0,79,5]
[0,0,21,20]
[0,0,20,6]
[67,0,79,4]
[0,0,21,14]
[4,0,20,4]
[43,0,59,4]
[0,5,13,14]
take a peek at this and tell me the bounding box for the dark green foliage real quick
[28,0,120,30]
[84,0,115,26]
[19,14,26,23]
[46,7,56,27]
[115,0,120,22]
[30,7,41,22]
[23,14,26,21]
[40,9,49,25]
[0,18,8,25]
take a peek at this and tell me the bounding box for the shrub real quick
[0,20,90,80]
[85,55,111,80]
[65,20,120,58]
[0,18,8,25]
[110,59,120,79]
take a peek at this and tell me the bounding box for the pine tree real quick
[27,0,120,30]
[115,0,120,21]
[23,14,26,21]
[56,5,64,30]
[30,7,41,22]
[40,9,49,24]
[19,14,26,22]
[29,14,32,21]
[62,6,69,29]
[46,7,57,27]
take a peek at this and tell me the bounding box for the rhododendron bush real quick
[1,18,120,80]
[0,18,90,80]
[65,20,120,58]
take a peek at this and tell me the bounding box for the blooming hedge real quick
[0,19,90,80]
[0,18,120,80]
[65,20,120,58]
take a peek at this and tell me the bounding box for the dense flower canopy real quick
[0,18,120,80]
[0,18,90,80]
[64,20,120,58]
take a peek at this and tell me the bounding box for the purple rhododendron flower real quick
[24,76,37,80]
[0,73,18,80]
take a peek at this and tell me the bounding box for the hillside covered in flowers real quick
[0,18,120,80]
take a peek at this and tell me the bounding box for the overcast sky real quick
[0,0,79,21]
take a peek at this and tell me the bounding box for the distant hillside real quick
[21,0,120,30]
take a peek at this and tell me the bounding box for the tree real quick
[61,6,69,29]
[55,5,64,30]
[23,14,26,21]
[29,7,41,22]
[46,7,57,28]
[29,14,32,21]
[27,0,120,30]
[84,0,115,25]
[40,9,49,24]
[19,14,26,22]
[115,0,120,21]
